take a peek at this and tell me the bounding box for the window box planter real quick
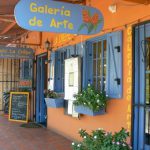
[45,98,64,108]
[74,105,106,116]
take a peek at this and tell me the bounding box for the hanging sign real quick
[0,46,34,59]
[14,0,104,35]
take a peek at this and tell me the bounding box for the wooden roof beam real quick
[54,0,86,4]
[124,0,150,4]
[0,22,16,35]
[0,17,15,23]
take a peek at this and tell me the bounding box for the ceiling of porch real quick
[0,0,86,46]
[0,0,149,46]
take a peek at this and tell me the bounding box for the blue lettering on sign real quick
[14,0,104,35]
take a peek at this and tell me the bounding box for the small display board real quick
[9,92,29,123]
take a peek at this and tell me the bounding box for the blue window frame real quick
[133,22,150,150]
[86,31,122,98]
[54,46,75,93]
[50,44,85,93]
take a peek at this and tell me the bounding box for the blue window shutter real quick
[76,43,85,89]
[85,41,93,87]
[68,46,75,58]
[54,51,61,92]
[24,60,30,79]
[106,31,122,98]
[76,42,85,57]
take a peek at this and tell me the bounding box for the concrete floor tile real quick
[0,116,72,150]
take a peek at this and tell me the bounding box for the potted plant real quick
[72,128,132,150]
[73,84,107,116]
[44,90,64,108]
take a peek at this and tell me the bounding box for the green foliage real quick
[3,91,10,114]
[44,90,58,98]
[72,128,132,150]
[73,84,107,112]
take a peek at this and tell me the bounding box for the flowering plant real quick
[73,84,107,112]
[44,89,58,98]
[72,128,132,150]
[78,9,103,34]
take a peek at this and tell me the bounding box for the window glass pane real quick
[146,39,150,71]
[61,52,64,64]
[145,110,150,145]
[61,65,64,78]
[103,65,106,77]
[104,59,106,66]
[103,76,106,91]
[93,78,96,89]
[97,59,101,76]
[145,39,150,146]
[64,51,67,60]
[97,77,101,91]
[93,43,97,59]
[103,40,107,49]
[146,73,150,104]
[103,40,107,57]
[93,60,96,76]
[50,63,54,78]
[98,41,102,58]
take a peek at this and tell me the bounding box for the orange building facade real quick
[19,1,150,149]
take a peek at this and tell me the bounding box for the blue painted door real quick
[133,22,150,150]
[36,53,47,126]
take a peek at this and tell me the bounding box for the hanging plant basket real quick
[74,105,106,116]
[45,98,64,108]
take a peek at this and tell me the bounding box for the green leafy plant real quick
[44,90,58,98]
[73,84,107,112]
[72,128,132,150]
[3,91,10,114]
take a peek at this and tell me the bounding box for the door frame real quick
[36,52,48,124]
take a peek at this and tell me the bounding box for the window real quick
[53,44,84,93]
[20,59,33,80]
[86,31,122,98]
[92,40,107,91]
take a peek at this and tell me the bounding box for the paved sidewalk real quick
[0,115,72,150]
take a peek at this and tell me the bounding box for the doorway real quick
[133,22,150,150]
[36,53,47,126]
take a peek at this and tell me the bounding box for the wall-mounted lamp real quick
[45,39,53,51]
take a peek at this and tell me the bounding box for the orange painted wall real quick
[22,0,150,141]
